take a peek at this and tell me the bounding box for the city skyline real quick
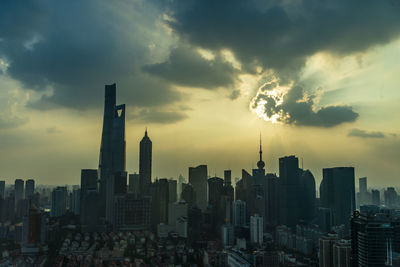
[0,1,399,188]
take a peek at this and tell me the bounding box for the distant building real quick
[181,183,196,207]
[221,223,234,247]
[232,200,246,227]
[71,188,80,215]
[80,169,98,225]
[372,189,380,206]
[320,167,355,228]
[333,239,351,267]
[114,171,127,195]
[98,83,126,222]
[15,179,24,208]
[189,165,208,211]
[0,181,4,198]
[384,187,398,208]
[114,194,151,231]
[351,210,400,267]
[319,233,339,267]
[279,156,300,227]
[168,179,177,203]
[150,178,169,227]
[250,214,263,245]
[50,186,67,217]
[139,130,152,195]
[128,173,140,194]
[25,179,35,200]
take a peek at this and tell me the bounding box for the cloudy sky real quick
[0,0,399,188]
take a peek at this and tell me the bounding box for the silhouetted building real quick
[320,167,355,228]
[265,173,279,226]
[15,179,24,209]
[0,181,4,199]
[139,130,152,195]
[71,188,80,215]
[299,169,316,222]
[128,173,140,194]
[279,156,300,227]
[98,83,126,222]
[221,223,235,247]
[114,194,151,231]
[150,178,169,228]
[51,186,67,217]
[168,179,177,203]
[250,214,263,245]
[384,187,398,208]
[25,179,35,200]
[317,207,334,232]
[319,232,339,267]
[181,183,196,208]
[372,189,380,206]
[189,165,208,211]
[333,239,351,267]
[233,200,246,227]
[208,177,224,207]
[114,171,127,195]
[351,210,400,267]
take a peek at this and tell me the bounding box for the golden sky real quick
[0,0,399,188]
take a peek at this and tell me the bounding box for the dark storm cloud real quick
[348,128,385,138]
[143,46,238,89]
[252,85,359,127]
[166,0,400,73]
[0,0,181,110]
[165,0,400,126]
[128,108,188,124]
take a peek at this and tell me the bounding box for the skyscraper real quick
[250,214,263,245]
[232,200,246,227]
[279,156,300,227]
[320,167,355,228]
[189,165,208,211]
[98,83,126,222]
[15,179,24,210]
[372,189,380,206]
[51,186,67,217]
[0,181,5,199]
[139,130,152,195]
[25,179,35,200]
[351,210,399,267]
[128,173,140,194]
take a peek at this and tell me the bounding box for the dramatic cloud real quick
[348,129,385,139]
[0,0,180,110]
[129,108,188,124]
[165,0,400,125]
[143,46,238,89]
[251,81,359,127]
